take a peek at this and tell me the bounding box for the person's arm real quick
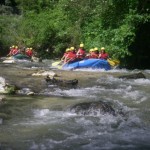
[7,50,12,56]
[76,50,80,56]
[63,53,69,63]
[98,53,101,58]
[61,55,65,61]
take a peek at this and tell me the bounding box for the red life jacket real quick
[12,48,19,55]
[67,51,76,59]
[65,51,76,62]
[76,48,85,59]
[26,50,33,57]
[90,52,99,59]
[99,52,108,60]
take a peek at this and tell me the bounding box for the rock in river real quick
[45,76,78,88]
[118,72,146,79]
[69,101,115,116]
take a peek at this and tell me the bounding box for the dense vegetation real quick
[0,0,150,67]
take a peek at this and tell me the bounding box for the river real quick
[0,61,150,150]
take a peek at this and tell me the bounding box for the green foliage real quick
[0,0,149,61]
[5,85,16,95]
[0,15,21,54]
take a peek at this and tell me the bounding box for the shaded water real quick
[0,61,150,150]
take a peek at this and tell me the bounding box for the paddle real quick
[52,61,62,67]
[107,58,120,67]
[52,60,66,69]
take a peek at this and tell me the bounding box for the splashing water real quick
[0,63,150,150]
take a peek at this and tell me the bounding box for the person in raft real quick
[63,46,77,64]
[25,47,33,58]
[7,46,14,56]
[7,45,19,56]
[61,48,70,62]
[98,47,109,60]
[76,43,86,60]
[91,47,99,58]
[86,47,99,59]
[85,48,93,58]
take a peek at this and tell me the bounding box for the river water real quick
[0,61,150,150]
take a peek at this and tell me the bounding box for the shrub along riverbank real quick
[0,0,150,68]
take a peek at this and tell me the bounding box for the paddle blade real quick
[107,59,120,66]
[52,61,62,67]
[52,61,64,69]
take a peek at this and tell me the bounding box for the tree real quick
[0,0,149,67]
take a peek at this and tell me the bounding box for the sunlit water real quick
[0,61,150,150]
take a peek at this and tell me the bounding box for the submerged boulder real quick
[69,101,115,116]
[17,88,35,96]
[118,72,146,79]
[45,76,78,87]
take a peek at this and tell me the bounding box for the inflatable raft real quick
[52,58,119,70]
[2,54,31,63]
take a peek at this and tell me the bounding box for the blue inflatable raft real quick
[63,59,111,70]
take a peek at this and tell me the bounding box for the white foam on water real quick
[42,78,148,104]
[17,88,33,94]
[108,74,150,87]
[132,78,150,85]
[118,114,142,130]
[10,100,147,150]
[97,75,124,84]
[29,138,65,150]
[41,73,149,105]
[42,87,99,98]
[0,77,5,85]
[18,109,77,126]
[75,68,106,72]
[109,86,147,103]
[144,69,150,74]
[74,109,124,129]
[33,109,50,117]
[33,109,76,119]
[107,68,129,73]
[135,97,147,104]
[74,68,129,73]
[0,76,6,93]
[60,87,99,97]
[99,114,119,125]
[125,85,132,91]
[123,90,140,99]
[97,75,149,103]
[41,88,63,96]
[102,73,150,86]
[75,117,94,126]
[97,75,150,86]
[113,99,139,112]
[47,84,56,88]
